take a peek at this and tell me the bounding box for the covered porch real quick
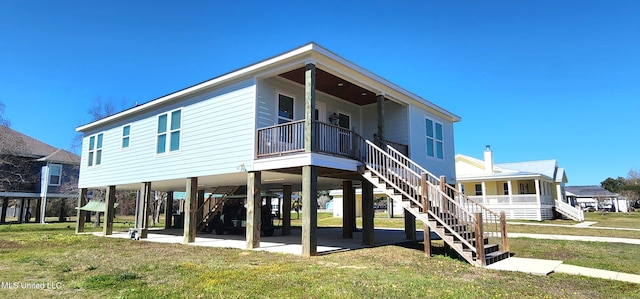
[460,178,556,221]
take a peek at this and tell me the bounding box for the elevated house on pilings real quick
[0,126,80,224]
[75,43,510,266]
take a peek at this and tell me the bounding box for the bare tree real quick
[71,97,124,153]
[152,191,167,226]
[0,101,10,127]
[0,126,39,193]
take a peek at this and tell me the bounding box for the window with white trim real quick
[49,164,62,186]
[503,182,509,195]
[122,125,130,148]
[157,109,182,154]
[426,118,443,159]
[87,133,103,166]
[278,93,294,124]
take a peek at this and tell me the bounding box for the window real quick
[426,118,443,159]
[122,125,130,148]
[278,93,294,124]
[475,184,482,196]
[87,133,103,166]
[503,182,509,195]
[157,109,182,154]
[49,164,62,186]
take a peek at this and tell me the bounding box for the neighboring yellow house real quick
[455,146,583,221]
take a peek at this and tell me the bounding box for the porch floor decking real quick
[96,227,421,255]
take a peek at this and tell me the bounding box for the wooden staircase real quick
[196,186,239,231]
[361,140,511,267]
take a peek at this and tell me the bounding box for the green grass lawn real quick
[0,217,639,298]
[0,228,633,299]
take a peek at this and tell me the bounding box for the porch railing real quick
[256,120,366,160]
[256,120,305,157]
[467,194,554,205]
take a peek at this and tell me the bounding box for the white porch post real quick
[556,184,564,203]
[481,182,487,203]
[507,180,513,204]
[535,179,541,220]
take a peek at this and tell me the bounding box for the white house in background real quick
[330,188,404,218]
[565,186,629,212]
[74,43,461,256]
[455,146,583,221]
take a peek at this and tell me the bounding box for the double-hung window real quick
[426,118,444,159]
[49,164,62,186]
[122,125,130,148]
[157,109,182,154]
[87,133,103,166]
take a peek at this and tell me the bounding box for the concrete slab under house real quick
[75,43,510,267]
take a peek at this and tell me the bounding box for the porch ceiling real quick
[110,167,363,193]
[279,67,381,106]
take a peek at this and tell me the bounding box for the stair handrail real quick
[364,140,424,208]
[381,140,506,242]
[386,143,502,220]
[554,199,584,221]
[196,186,238,228]
[385,143,439,185]
[365,140,479,254]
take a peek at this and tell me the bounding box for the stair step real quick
[464,243,500,256]
[483,251,510,266]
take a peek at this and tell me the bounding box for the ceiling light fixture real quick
[361,92,367,96]
[338,83,344,87]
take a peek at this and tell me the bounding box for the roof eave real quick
[77,42,460,132]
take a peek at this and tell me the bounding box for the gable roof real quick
[76,42,461,133]
[455,154,567,183]
[0,126,80,165]
[565,186,618,197]
[496,160,559,180]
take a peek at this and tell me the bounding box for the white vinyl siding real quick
[407,105,456,182]
[78,78,256,188]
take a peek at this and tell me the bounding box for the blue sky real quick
[1,1,638,186]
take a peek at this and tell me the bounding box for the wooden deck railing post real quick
[421,173,429,212]
[421,173,431,256]
[439,176,447,214]
[500,211,509,252]
[474,212,485,267]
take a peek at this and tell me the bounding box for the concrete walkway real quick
[508,233,640,245]
[487,257,640,284]
[488,229,640,284]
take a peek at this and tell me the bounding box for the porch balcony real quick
[256,120,408,161]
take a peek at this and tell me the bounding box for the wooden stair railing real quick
[196,186,239,231]
[554,200,584,222]
[362,140,510,267]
